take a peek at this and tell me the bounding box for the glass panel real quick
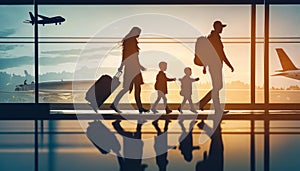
[0,121,34,170]
[38,5,251,104]
[255,134,264,171]
[38,44,85,103]
[270,135,300,170]
[0,5,34,103]
[269,5,300,103]
[255,5,265,103]
[256,43,264,103]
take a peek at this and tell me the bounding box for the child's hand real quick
[172,78,176,81]
[195,77,200,81]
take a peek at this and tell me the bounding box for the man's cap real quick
[213,20,227,29]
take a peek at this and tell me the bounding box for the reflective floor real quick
[0,118,300,171]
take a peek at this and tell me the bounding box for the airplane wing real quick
[0,90,84,95]
[271,72,288,77]
[39,90,88,101]
[39,90,88,97]
[0,90,35,94]
[23,20,32,23]
[38,15,50,19]
[39,91,72,96]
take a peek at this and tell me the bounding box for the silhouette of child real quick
[178,67,199,114]
[151,62,176,114]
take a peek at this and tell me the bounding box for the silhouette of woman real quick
[110,27,149,114]
[112,119,148,171]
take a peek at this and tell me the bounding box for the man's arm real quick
[220,41,234,72]
[223,53,234,72]
[217,36,234,72]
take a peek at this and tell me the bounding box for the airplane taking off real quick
[15,80,94,93]
[13,79,95,101]
[23,12,65,26]
[273,48,300,81]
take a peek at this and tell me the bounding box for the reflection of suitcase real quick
[86,120,121,155]
[85,72,122,112]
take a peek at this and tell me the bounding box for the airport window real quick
[269,5,300,103]
[1,2,300,171]
[0,1,299,108]
[38,43,86,103]
[255,5,265,103]
[0,5,34,103]
[37,5,252,104]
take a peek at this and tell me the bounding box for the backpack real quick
[194,54,204,66]
[194,37,204,66]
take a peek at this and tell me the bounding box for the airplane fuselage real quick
[24,12,66,26]
[280,70,300,80]
[37,16,65,25]
[273,70,300,81]
[15,80,95,92]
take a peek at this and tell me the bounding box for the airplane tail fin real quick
[29,12,35,25]
[275,48,298,71]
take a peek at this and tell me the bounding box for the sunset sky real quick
[0,5,299,88]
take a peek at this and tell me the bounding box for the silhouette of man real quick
[196,121,224,171]
[197,21,234,114]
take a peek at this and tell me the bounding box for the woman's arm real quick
[140,65,146,71]
[118,63,124,72]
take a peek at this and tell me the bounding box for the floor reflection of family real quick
[88,20,233,171]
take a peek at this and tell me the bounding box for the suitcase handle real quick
[114,71,122,78]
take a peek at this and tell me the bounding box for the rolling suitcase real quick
[85,71,122,112]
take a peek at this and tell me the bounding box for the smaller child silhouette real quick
[178,67,199,114]
[151,62,176,114]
